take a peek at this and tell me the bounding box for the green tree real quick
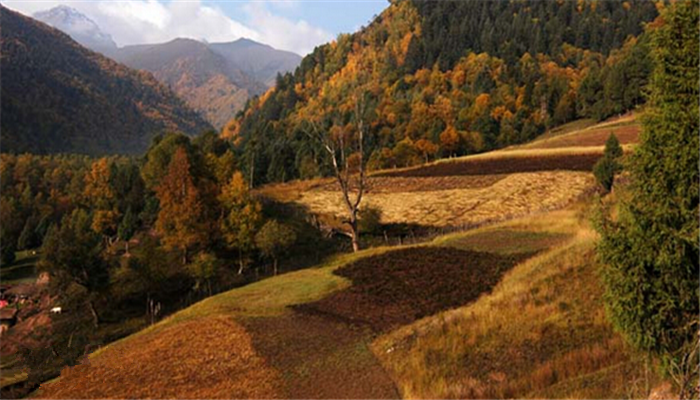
[595,2,699,398]
[118,207,137,255]
[593,133,623,192]
[41,210,109,327]
[255,220,296,276]
[187,252,219,295]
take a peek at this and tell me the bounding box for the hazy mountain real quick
[210,38,302,87]
[0,6,212,155]
[112,38,267,129]
[33,5,118,57]
[28,6,302,128]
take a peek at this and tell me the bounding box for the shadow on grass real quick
[1,251,39,285]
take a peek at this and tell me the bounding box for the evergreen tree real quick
[595,2,699,397]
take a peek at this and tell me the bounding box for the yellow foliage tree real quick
[84,158,119,237]
[219,171,262,273]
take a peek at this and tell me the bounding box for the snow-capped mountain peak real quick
[34,5,117,55]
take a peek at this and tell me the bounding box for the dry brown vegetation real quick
[374,149,603,178]
[521,124,640,150]
[242,313,398,399]
[297,171,594,227]
[372,209,663,399]
[35,317,282,399]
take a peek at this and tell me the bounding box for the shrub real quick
[593,133,622,192]
[358,205,383,235]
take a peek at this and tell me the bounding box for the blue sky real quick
[215,1,388,37]
[5,0,390,55]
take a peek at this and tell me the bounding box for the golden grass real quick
[297,171,594,227]
[371,206,662,399]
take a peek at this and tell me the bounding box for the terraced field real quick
[261,115,640,231]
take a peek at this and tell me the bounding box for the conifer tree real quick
[595,2,699,397]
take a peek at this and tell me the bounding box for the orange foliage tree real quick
[155,147,205,265]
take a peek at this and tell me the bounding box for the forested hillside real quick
[0,6,212,156]
[228,0,658,186]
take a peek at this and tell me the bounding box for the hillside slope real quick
[229,0,657,186]
[113,39,268,129]
[30,121,661,399]
[0,6,212,155]
[32,206,661,399]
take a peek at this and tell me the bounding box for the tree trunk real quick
[88,300,100,328]
[125,240,130,256]
[349,217,360,253]
[273,258,278,276]
[237,249,245,275]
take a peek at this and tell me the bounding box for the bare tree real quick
[305,93,369,252]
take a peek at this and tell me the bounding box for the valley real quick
[0,0,697,399]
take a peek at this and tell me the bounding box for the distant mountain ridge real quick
[111,38,268,129]
[33,5,117,56]
[1,6,213,155]
[210,39,302,87]
[32,6,302,128]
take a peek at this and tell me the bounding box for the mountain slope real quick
[0,6,212,155]
[112,38,267,129]
[210,38,302,87]
[230,0,658,186]
[33,5,117,57]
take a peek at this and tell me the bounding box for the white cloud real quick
[3,0,332,55]
[243,1,332,55]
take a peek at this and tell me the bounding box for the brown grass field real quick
[520,123,640,150]
[36,317,281,399]
[372,208,663,399]
[297,171,594,227]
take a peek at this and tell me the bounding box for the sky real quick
[4,0,389,55]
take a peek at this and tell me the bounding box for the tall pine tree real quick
[595,1,699,397]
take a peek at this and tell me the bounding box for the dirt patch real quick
[242,313,398,399]
[374,153,601,178]
[295,247,529,333]
[35,317,282,399]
